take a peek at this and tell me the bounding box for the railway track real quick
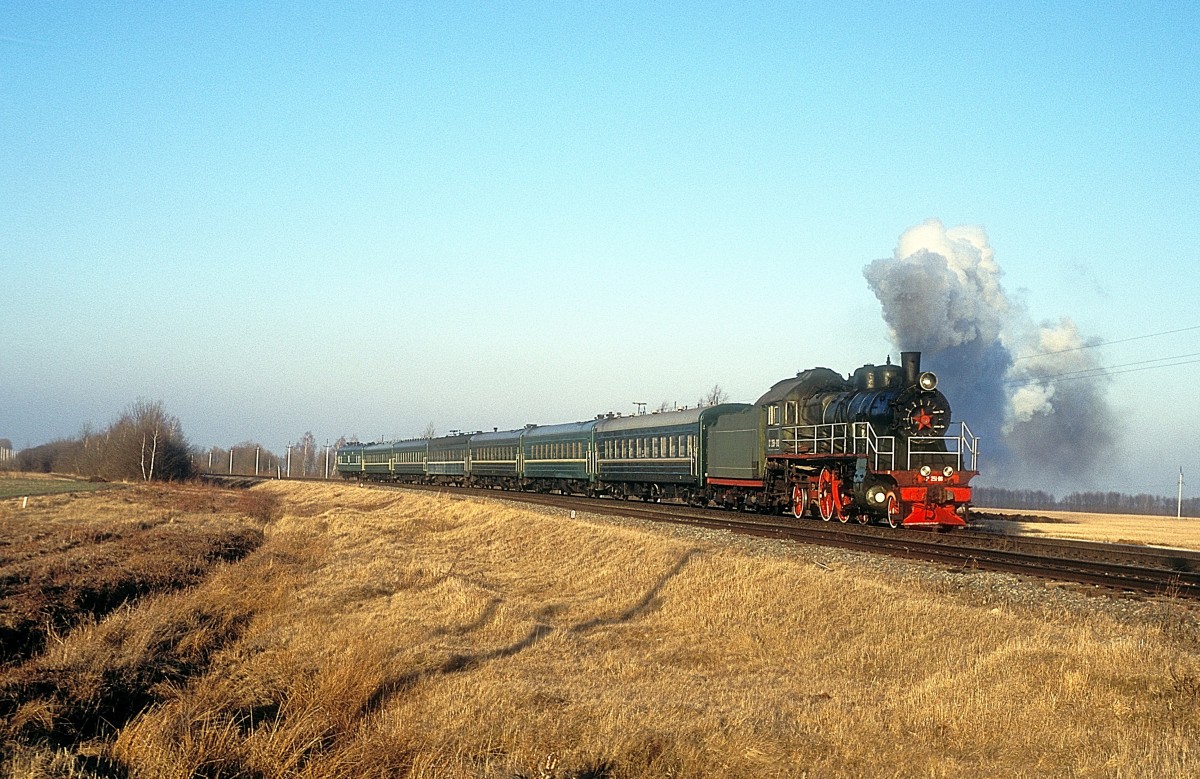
[204,475,1200,600]
[391,483,1200,600]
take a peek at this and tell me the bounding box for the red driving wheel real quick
[818,468,845,522]
[791,485,808,519]
[886,492,903,528]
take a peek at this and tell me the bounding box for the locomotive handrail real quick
[777,420,978,474]
[850,421,896,471]
[907,422,979,472]
[959,421,978,471]
[778,422,896,470]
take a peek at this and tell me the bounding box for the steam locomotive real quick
[336,351,978,527]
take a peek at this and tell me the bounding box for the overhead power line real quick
[1012,324,1200,361]
[1006,353,1200,388]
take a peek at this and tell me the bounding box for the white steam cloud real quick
[864,219,1117,490]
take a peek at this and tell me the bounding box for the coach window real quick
[785,401,798,425]
[768,405,779,426]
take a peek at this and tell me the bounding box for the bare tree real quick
[422,422,438,439]
[298,431,317,476]
[126,399,187,481]
[140,424,159,481]
[701,385,729,407]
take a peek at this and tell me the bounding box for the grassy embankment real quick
[2,480,1198,777]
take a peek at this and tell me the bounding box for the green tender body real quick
[705,406,762,481]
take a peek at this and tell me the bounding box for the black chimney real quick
[900,351,921,386]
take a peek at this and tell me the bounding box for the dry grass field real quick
[977,507,1200,550]
[2,481,1198,778]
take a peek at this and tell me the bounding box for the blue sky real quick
[2,3,1197,496]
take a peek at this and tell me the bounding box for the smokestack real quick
[901,351,921,386]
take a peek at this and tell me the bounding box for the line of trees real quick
[14,400,192,481]
[9,407,349,482]
[974,486,1199,518]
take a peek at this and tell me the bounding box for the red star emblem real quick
[911,408,933,431]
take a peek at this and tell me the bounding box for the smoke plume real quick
[864,219,1117,490]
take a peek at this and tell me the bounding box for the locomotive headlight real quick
[918,371,938,391]
[943,466,955,478]
[867,486,887,504]
[919,465,932,477]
